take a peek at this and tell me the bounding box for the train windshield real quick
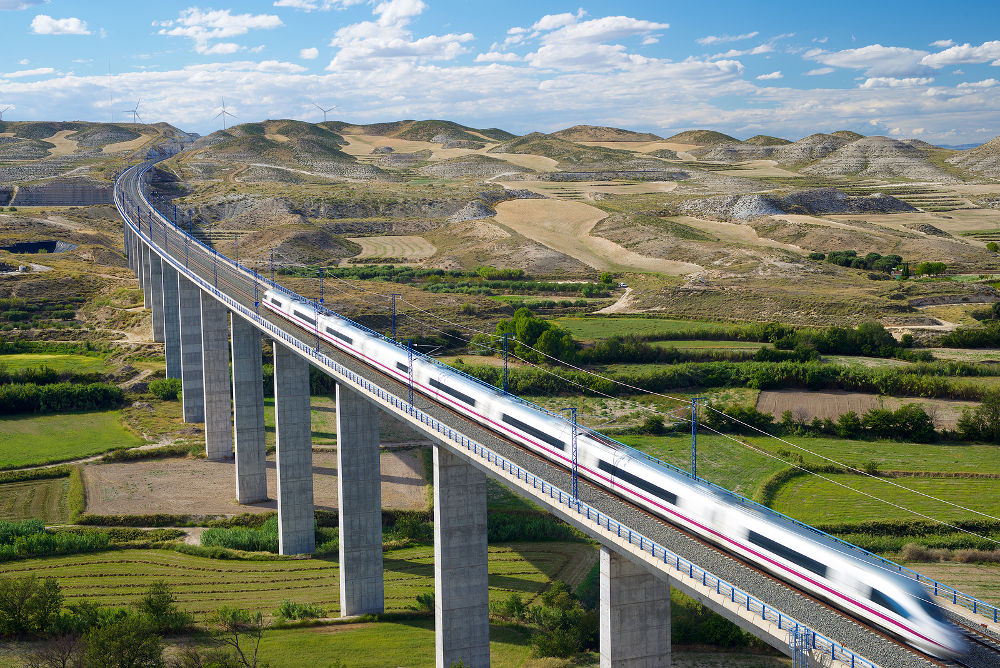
[914,593,950,623]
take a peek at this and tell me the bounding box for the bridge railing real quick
[118,162,1000,631]
[120,193,880,668]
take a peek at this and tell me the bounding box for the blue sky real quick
[1,0,999,142]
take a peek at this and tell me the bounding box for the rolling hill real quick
[947,136,1000,180]
[552,125,662,142]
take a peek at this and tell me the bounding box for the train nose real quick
[941,629,970,659]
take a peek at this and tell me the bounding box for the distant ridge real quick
[323,119,515,143]
[664,129,737,145]
[552,125,662,142]
[830,130,865,141]
[743,135,791,146]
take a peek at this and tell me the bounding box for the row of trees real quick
[811,250,947,277]
[0,382,124,415]
[1,575,269,668]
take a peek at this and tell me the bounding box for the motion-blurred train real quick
[262,289,966,659]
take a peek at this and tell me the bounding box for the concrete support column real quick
[434,445,489,668]
[336,383,384,617]
[140,243,151,309]
[273,343,314,555]
[177,276,205,423]
[201,294,232,460]
[231,317,266,498]
[149,253,164,342]
[599,546,671,668]
[161,263,182,379]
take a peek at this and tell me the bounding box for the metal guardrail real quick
[118,162,1000,634]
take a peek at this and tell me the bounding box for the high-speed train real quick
[262,289,967,659]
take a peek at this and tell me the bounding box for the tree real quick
[207,607,267,668]
[987,242,999,253]
[0,575,63,637]
[957,390,1000,443]
[134,581,191,635]
[21,633,81,668]
[81,615,163,668]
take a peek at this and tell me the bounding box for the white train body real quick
[262,290,966,659]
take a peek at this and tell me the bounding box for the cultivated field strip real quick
[0,544,590,618]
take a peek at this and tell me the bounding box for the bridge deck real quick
[117,163,946,668]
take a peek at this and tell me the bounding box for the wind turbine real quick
[0,107,11,122]
[122,100,142,124]
[313,103,336,123]
[214,98,237,130]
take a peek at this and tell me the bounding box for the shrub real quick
[0,575,63,637]
[807,251,825,260]
[148,377,181,401]
[0,382,124,415]
[987,242,999,253]
[81,613,163,668]
[275,600,324,621]
[201,516,279,553]
[133,581,191,634]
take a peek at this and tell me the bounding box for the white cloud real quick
[156,8,282,54]
[532,9,585,31]
[31,14,90,35]
[957,78,999,90]
[711,43,773,59]
[525,15,669,71]
[273,0,361,10]
[930,39,954,48]
[0,0,45,9]
[859,76,934,88]
[475,51,519,63]
[327,0,471,70]
[300,47,319,59]
[696,31,758,46]
[641,35,658,46]
[2,67,54,78]
[200,42,241,55]
[806,44,929,76]
[18,58,29,65]
[812,36,828,44]
[888,126,925,136]
[921,40,1000,67]
[756,71,782,80]
[804,67,834,76]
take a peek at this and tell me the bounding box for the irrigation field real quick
[346,235,437,261]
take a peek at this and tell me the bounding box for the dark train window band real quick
[396,362,409,373]
[748,530,828,577]
[597,460,677,505]
[293,310,312,321]
[502,413,564,449]
[868,588,911,620]
[325,328,353,344]
[429,377,476,406]
[271,298,283,307]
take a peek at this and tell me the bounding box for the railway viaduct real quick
[116,160,1000,668]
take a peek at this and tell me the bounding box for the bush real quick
[807,251,825,260]
[201,515,279,553]
[0,574,63,637]
[0,519,109,563]
[0,382,124,415]
[275,600,324,621]
[957,390,1000,443]
[134,581,191,634]
[148,377,181,401]
[81,613,163,668]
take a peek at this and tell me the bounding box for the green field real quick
[771,474,1000,524]
[0,542,593,619]
[0,352,108,374]
[0,478,68,522]
[0,410,143,469]
[651,340,766,351]
[619,433,786,498]
[548,317,738,341]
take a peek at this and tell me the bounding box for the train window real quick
[597,460,677,505]
[501,413,564,450]
[868,588,911,620]
[396,362,409,373]
[429,377,476,407]
[270,297,283,307]
[293,310,313,321]
[325,327,353,345]
[747,531,827,578]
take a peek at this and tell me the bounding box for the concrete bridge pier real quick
[201,294,232,460]
[177,276,204,423]
[231,318,266,492]
[434,445,489,668]
[273,343,315,555]
[336,383,384,617]
[149,254,164,342]
[599,546,671,668]
[162,263,182,379]
[140,243,151,309]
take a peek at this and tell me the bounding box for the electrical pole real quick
[502,333,516,394]
[562,407,578,505]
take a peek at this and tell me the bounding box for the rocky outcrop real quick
[417,155,532,179]
[803,136,960,182]
[679,187,917,220]
[371,145,394,154]
[947,136,1000,180]
[447,200,496,223]
[440,139,485,149]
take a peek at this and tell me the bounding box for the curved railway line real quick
[117,160,1000,668]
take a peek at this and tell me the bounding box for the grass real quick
[771,474,1000,524]
[0,478,69,523]
[0,410,143,469]
[0,542,594,620]
[549,316,738,341]
[0,352,108,374]
[251,620,533,668]
[650,340,766,350]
